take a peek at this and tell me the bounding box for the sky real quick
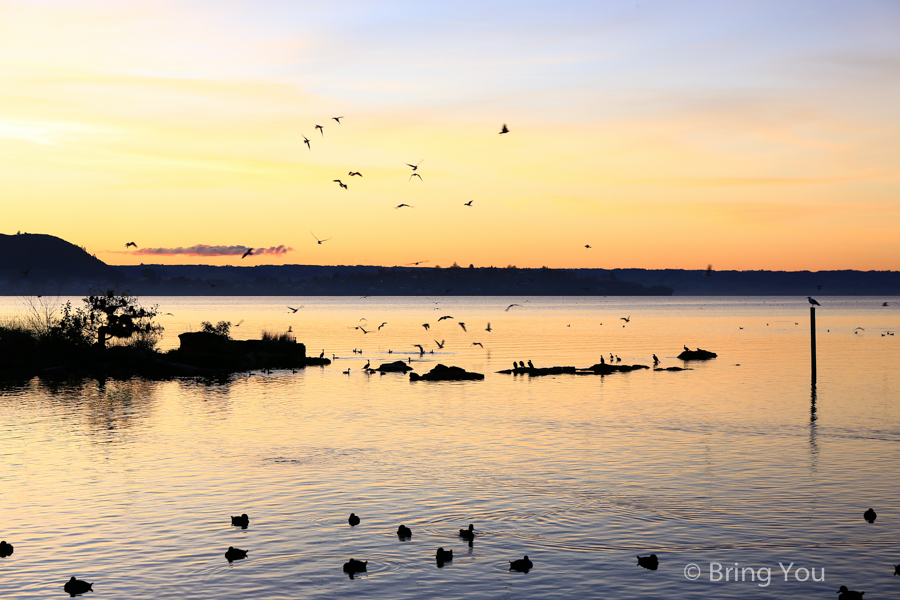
[2,0,899,271]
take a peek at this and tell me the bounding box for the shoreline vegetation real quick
[4,233,900,296]
[0,289,329,382]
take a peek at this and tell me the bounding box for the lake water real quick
[2,296,899,599]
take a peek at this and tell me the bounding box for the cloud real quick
[130,244,293,256]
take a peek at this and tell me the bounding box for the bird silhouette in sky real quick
[422,323,430,330]
[585,244,592,249]
[349,171,362,177]
[333,116,343,124]
[334,180,348,189]
[406,259,429,265]
[621,316,631,323]
[125,241,137,248]
[485,323,492,332]
[378,322,387,330]
[207,282,217,288]
[241,248,254,259]
[459,322,467,332]
[288,306,300,313]
[414,344,425,354]
[396,203,414,209]
[808,296,821,306]
[434,339,445,348]
[302,134,310,150]
[505,304,521,312]
[464,200,473,206]
[499,123,509,134]
[407,161,423,171]
[409,173,423,181]
[358,326,368,334]
[315,124,324,136]
[471,342,483,348]
[311,232,331,244]
[438,315,453,321]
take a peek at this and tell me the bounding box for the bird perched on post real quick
[807,296,821,306]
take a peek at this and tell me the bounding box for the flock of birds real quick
[13,505,890,594]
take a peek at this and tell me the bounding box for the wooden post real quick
[810,306,817,382]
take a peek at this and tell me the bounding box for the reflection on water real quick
[1,297,899,599]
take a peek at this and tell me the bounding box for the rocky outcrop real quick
[409,364,484,381]
[677,348,717,360]
[377,360,414,373]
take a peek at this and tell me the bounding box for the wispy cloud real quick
[128,244,293,256]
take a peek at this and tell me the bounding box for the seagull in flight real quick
[241,248,254,259]
[348,171,362,177]
[406,259,429,265]
[437,315,453,321]
[621,316,631,323]
[332,116,343,124]
[396,203,414,209]
[499,123,509,134]
[406,161,423,171]
[807,296,821,306]
[471,342,483,348]
[311,232,331,244]
[334,179,348,189]
[125,241,137,248]
[302,134,310,150]
[413,344,425,354]
[485,323,492,332]
[464,200,473,206]
[505,304,522,312]
[287,306,301,313]
[422,323,430,330]
[378,322,387,330]
[584,244,592,249]
[409,173,423,181]
[315,124,324,136]
[434,339,445,349]
[458,322,467,332]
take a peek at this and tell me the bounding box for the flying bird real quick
[422,323,430,330]
[584,244,591,249]
[485,323,492,332]
[396,203,414,209]
[241,248,254,259]
[505,304,521,312]
[434,339,445,348]
[807,296,821,306]
[378,322,387,330]
[406,161,423,171]
[621,316,631,323]
[358,326,368,334]
[349,171,362,177]
[471,342,483,348]
[405,259,429,265]
[458,322,467,332]
[311,232,331,244]
[413,344,425,354]
[334,179,348,189]
[235,319,244,327]
[409,173,423,181]
[333,116,343,124]
[499,123,509,134]
[125,241,137,248]
[464,200,473,206]
[288,306,300,313]
[438,315,453,321]
[315,124,324,136]
[302,134,310,150]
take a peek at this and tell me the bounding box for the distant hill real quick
[0,233,123,294]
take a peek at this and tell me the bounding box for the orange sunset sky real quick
[2,1,899,271]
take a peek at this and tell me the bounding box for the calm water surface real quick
[2,296,899,599]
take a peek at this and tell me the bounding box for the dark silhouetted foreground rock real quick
[654,366,691,372]
[677,348,717,360]
[410,364,484,381]
[497,363,649,376]
[586,363,650,374]
[377,361,414,373]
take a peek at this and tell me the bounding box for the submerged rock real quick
[677,348,717,360]
[410,364,484,381]
[377,361,414,373]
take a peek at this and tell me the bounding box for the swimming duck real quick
[397,525,412,538]
[637,554,659,570]
[0,540,12,557]
[231,514,249,528]
[225,546,248,562]
[458,523,475,541]
[348,513,360,526]
[343,558,367,573]
[509,555,533,572]
[837,585,865,600]
[435,547,453,562]
[863,508,876,523]
[64,576,93,596]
